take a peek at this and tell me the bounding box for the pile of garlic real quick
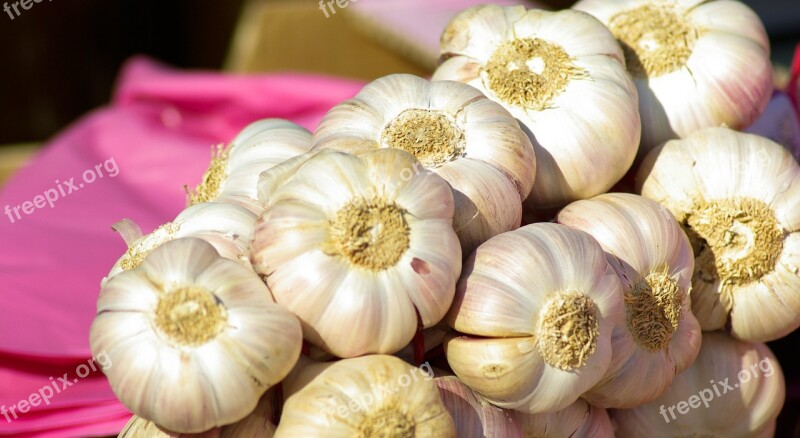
[91,0,797,436]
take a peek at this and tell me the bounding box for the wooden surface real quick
[0,144,38,188]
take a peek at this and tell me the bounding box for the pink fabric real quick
[0,57,363,436]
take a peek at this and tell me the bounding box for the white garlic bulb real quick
[90,238,302,433]
[435,376,523,437]
[573,0,773,156]
[187,119,312,213]
[557,193,702,408]
[638,127,800,342]
[613,332,785,437]
[445,223,623,414]
[251,148,462,358]
[309,73,536,254]
[104,201,256,285]
[275,355,455,437]
[515,398,614,438]
[434,5,640,209]
[118,391,276,437]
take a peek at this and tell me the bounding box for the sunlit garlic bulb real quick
[613,332,785,437]
[187,119,312,213]
[573,0,772,156]
[90,238,302,433]
[275,355,456,437]
[557,193,702,408]
[638,127,800,342]
[516,398,614,438]
[118,391,277,437]
[310,74,535,254]
[251,148,462,358]
[435,5,639,209]
[435,376,523,437]
[445,223,623,414]
[104,202,256,285]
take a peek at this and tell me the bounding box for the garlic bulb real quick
[557,193,702,408]
[638,127,800,342]
[515,398,614,438]
[118,391,276,438]
[435,376,523,437]
[275,355,455,437]
[573,0,772,156]
[251,148,462,357]
[434,5,639,209]
[104,201,256,285]
[309,73,536,254]
[90,238,302,433]
[445,223,623,414]
[613,331,785,437]
[187,119,312,213]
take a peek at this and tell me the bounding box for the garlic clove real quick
[188,118,312,212]
[444,335,544,408]
[264,151,373,214]
[257,151,321,208]
[515,398,614,438]
[435,376,524,437]
[435,157,522,255]
[440,4,526,62]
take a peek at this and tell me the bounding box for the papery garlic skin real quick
[188,119,312,213]
[557,193,701,408]
[251,148,462,358]
[445,223,623,414]
[275,355,456,437]
[516,398,614,438]
[638,127,800,342]
[104,202,256,285]
[435,5,639,209]
[118,392,276,438]
[613,332,784,437]
[573,0,772,156]
[91,238,302,433]
[436,376,523,438]
[309,73,535,255]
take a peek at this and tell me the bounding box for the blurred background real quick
[0,0,799,435]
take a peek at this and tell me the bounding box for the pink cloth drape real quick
[0,57,363,437]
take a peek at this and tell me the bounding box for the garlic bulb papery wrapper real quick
[251,148,462,358]
[309,73,536,255]
[573,0,772,157]
[104,202,257,285]
[613,332,784,437]
[118,391,277,437]
[445,223,623,414]
[515,398,614,438]
[187,118,312,213]
[275,355,456,437]
[435,5,639,209]
[435,376,523,437]
[637,127,800,342]
[557,193,701,408]
[90,238,302,433]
